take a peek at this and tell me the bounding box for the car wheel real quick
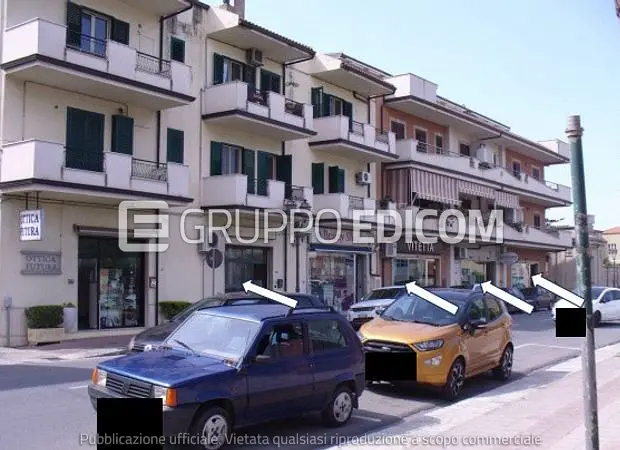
[322,384,354,427]
[493,345,513,381]
[593,311,602,328]
[442,358,466,401]
[190,406,230,450]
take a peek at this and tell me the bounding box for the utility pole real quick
[566,115,598,450]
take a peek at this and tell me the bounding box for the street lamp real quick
[608,243,617,287]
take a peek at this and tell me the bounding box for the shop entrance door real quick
[225,246,270,292]
[355,254,366,303]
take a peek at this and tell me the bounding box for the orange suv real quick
[358,288,513,400]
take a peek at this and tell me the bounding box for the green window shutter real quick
[328,166,339,193]
[244,66,256,88]
[66,108,105,172]
[256,151,272,196]
[276,155,293,198]
[213,53,224,84]
[111,115,134,155]
[210,141,223,175]
[338,169,346,193]
[260,69,281,94]
[66,2,82,48]
[342,101,353,130]
[311,87,323,118]
[311,163,324,194]
[110,18,130,45]
[170,37,185,63]
[166,128,184,164]
[242,149,255,194]
[321,93,332,117]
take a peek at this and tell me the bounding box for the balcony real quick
[202,82,315,141]
[502,224,573,250]
[309,116,398,163]
[395,139,571,206]
[313,193,381,223]
[1,19,194,109]
[202,174,292,210]
[122,0,191,15]
[0,140,191,204]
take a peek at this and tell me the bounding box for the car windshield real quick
[165,313,260,362]
[363,288,404,301]
[381,293,462,326]
[571,287,605,299]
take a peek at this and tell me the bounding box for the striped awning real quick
[410,169,460,205]
[495,191,520,208]
[458,180,495,199]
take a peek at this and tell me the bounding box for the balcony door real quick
[80,12,108,56]
[66,107,105,172]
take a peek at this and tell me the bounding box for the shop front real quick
[390,238,445,287]
[224,245,271,292]
[308,227,373,313]
[456,246,499,287]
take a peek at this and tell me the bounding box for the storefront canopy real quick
[495,191,520,209]
[458,180,495,200]
[410,169,460,205]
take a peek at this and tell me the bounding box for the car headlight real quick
[143,344,154,352]
[414,339,444,351]
[153,385,177,407]
[91,368,107,387]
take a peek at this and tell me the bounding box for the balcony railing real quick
[131,158,168,182]
[247,87,268,106]
[284,99,304,117]
[66,31,107,58]
[136,52,171,78]
[350,120,365,136]
[376,130,389,144]
[247,177,270,196]
[286,185,307,201]
[64,148,104,172]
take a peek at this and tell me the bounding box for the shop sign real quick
[312,227,373,246]
[499,252,519,265]
[396,238,442,255]
[20,209,43,241]
[21,251,61,275]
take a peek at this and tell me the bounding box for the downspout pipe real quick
[154,2,193,325]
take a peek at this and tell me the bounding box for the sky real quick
[235,0,620,231]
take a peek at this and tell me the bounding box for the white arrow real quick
[405,281,459,315]
[242,281,298,308]
[532,274,584,307]
[480,281,534,314]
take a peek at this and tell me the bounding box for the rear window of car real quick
[363,288,404,300]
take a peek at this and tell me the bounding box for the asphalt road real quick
[0,310,618,450]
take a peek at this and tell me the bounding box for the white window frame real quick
[389,118,407,139]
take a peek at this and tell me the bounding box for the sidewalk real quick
[0,335,129,364]
[329,342,620,450]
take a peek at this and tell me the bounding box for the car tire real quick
[189,405,231,450]
[321,384,354,427]
[492,345,513,381]
[593,311,602,328]
[442,358,466,401]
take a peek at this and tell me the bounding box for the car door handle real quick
[308,362,314,368]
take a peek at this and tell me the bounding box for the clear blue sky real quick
[240,0,620,231]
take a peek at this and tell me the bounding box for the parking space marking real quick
[516,343,580,350]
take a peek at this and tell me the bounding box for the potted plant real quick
[63,302,78,334]
[159,301,192,322]
[24,305,65,345]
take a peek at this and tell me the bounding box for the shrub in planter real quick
[24,305,65,345]
[159,301,192,321]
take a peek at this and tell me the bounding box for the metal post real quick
[566,115,599,450]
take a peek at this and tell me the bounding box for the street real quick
[0,310,618,450]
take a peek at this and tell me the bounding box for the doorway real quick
[224,246,270,292]
[355,254,366,303]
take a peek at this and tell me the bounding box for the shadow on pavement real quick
[27,335,132,351]
[0,364,93,391]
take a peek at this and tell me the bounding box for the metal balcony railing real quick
[376,130,389,143]
[136,52,171,78]
[284,99,304,117]
[247,177,269,196]
[247,87,268,106]
[131,158,168,182]
[66,31,106,58]
[350,120,364,136]
[348,195,365,210]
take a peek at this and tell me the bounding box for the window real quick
[213,53,252,85]
[512,161,521,177]
[461,199,472,210]
[435,134,444,153]
[255,322,305,359]
[459,143,471,156]
[531,167,541,180]
[260,69,281,94]
[390,120,405,140]
[308,319,348,352]
[533,214,541,228]
[66,3,129,55]
[111,115,134,155]
[484,295,503,321]
[415,129,427,152]
[66,107,105,172]
[166,128,184,164]
[312,163,324,194]
[467,298,487,322]
[313,91,352,119]
[170,37,185,63]
[328,166,345,193]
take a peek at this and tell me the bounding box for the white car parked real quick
[346,286,407,330]
[552,286,620,327]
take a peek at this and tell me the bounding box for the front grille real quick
[106,373,153,398]
[363,340,415,353]
[351,306,376,313]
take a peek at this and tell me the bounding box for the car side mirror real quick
[468,318,487,330]
[253,354,271,364]
[375,306,386,315]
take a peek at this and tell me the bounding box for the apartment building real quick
[377,73,573,289]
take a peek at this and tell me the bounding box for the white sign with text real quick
[20,209,43,241]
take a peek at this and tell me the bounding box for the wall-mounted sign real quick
[499,252,519,265]
[396,237,443,255]
[21,251,61,275]
[20,209,43,241]
[311,227,374,246]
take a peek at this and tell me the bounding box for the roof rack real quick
[285,304,334,317]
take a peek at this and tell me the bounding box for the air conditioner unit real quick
[382,243,396,258]
[246,48,263,66]
[454,247,469,260]
[355,171,372,185]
